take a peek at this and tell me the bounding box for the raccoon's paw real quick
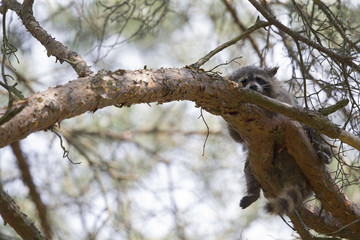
[239,194,259,209]
[317,150,332,164]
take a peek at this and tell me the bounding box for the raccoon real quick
[228,66,332,215]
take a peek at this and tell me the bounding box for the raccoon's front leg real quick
[239,163,261,209]
[305,126,332,164]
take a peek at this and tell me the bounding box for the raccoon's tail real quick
[264,185,311,216]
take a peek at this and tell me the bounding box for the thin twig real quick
[190,19,270,69]
[199,108,210,156]
[248,0,360,72]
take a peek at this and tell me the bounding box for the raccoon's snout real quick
[249,84,258,91]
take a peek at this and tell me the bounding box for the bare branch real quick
[0,187,45,240]
[0,68,358,151]
[313,0,360,53]
[3,0,92,77]
[221,0,263,62]
[190,19,270,69]
[247,0,360,72]
[11,141,52,239]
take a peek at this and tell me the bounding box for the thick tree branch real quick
[299,206,359,240]
[283,120,360,236]
[0,68,358,237]
[240,92,360,151]
[0,187,45,240]
[222,103,360,237]
[3,0,92,77]
[288,212,314,240]
[0,68,359,151]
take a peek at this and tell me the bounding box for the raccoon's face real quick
[230,66,278,97]
[239,76,270,94]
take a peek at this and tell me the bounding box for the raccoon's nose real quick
[249,85,258,91]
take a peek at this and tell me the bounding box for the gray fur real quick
[229,66,296,106]
[228,66,331,215]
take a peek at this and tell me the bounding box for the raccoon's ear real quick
[267,67,279,77]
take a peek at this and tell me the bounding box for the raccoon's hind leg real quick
[239,163,261,209]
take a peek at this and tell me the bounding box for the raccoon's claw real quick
[239,194,259,209]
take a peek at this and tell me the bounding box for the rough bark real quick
[299,206,359,240]
[1,67,360,238]
[1,68,359,150]
[283,121,360,236]
[223,103,360,238]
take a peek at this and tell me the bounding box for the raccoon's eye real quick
[240,79,249,87]
[255,77,268,86]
